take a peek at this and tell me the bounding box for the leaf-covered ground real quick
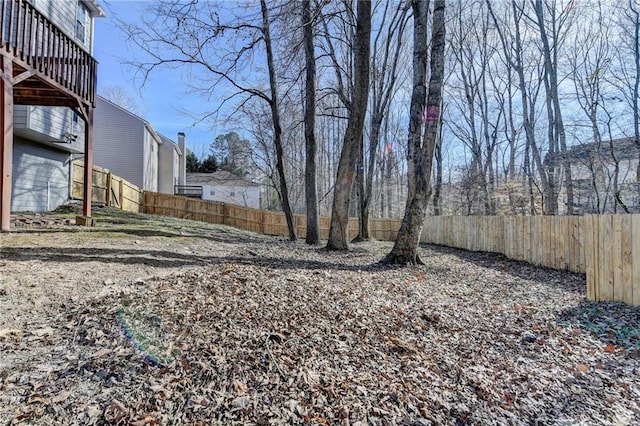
[1,208,639,425]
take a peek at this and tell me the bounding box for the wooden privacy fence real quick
[421,215,640,306]
[72,161,143,213]
[143,192,639,306]
[143,192,402,242]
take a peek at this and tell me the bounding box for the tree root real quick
[381,252,425,266]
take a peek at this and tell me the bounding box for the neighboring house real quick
[564,137,640,214]
[187,171,263,209]
[93,96,186,193]
[8,0,104,213]
[158,133,187,195]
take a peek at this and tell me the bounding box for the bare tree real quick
[384,0,446,264]
[568,1,629,213]
[260,0,297,240]
[354,0,410,241]
[611,1,640,190]
[487,0,548,215]
[302,0,319,244]
[530,0,575,214]
[326,0,372,250]
[119,0,297,239]
[100,84,145,116]
[448,0,502,215]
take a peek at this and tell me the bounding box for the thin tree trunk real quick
[261,0,296,241]
[433,119,443,215]
[302,0,319,244]
[384,0,445,265]
[354,133,369,242]
[326,0,372,251]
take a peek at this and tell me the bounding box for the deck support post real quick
[81,107,94,219]
[0,55,14,233]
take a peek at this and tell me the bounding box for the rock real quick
[231,395,251,410]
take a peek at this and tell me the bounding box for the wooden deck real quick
[1,0,99,231]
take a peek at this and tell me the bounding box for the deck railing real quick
[1,0,97,106]
[174,185,204,198]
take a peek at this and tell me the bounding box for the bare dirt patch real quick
[1,208,639,425]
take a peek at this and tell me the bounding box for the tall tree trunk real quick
[384,0,445,265]
[354,2,409,241]
[326,0,372,251]
[533,0,572,215]
[261,0,296,241]
[630,1,640,191]
[302,0,319,244]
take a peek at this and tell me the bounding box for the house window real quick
[230,191,236,197]
[210,190,215,196]
[76,2,87,43]
[72,112,79,123]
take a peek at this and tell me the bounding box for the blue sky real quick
[94,1,218,158]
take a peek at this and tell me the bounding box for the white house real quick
[10,0,104,212]
[564,137,640,214]
[186,171,263,209]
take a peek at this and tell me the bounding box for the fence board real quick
[633,216,640,306]
[612,216,624,303]
[420,213,640,306]
[598,216,614,302]
[72,161,142,213]
[585,216,596,300]
[621,216,633,304]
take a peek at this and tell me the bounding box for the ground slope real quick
[0,209,638,425]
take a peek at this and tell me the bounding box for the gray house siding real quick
[158,135,180,194]
[14,105,27,129]
[14,106,85,153]
[11,138,70,212]
[143,127,159,192]
[33,0,95,51]
[93,97,146,189]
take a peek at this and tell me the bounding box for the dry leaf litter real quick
[0,209,639,425]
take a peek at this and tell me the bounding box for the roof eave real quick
[82,0,106,18]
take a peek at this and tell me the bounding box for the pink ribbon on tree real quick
[422,105,440,124]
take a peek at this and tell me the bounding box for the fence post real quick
[119,179,124,209]
[223,203,228,226]
[106,171,112,207]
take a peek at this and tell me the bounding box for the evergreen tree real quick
[186,151,200,172]
[198,154,219,173]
